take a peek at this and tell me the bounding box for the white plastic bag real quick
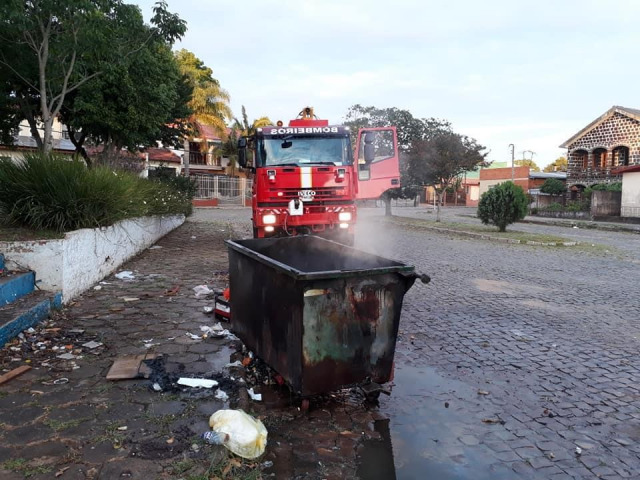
[193,285,213,298]
[207,409,268,459]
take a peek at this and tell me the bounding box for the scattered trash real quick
[164,285,180,296]
[203,306,214,313]
[215,389,229,401]
[177,378,219,388]
[122,297,139,302]
[93,285,102,290]
[82,341,103,349]
[477,390,490,395]
[191,236,197,239]
[149,245,163,249]
[106,354,156,380]
[55,466,71,477]
[152,383,162,391]
[261,461,274,469]
[144,342,157,349]
[186,332,202,340]
[0,365,32,386]
[115,271,135,280]
[225,360,243,368]
[117,426,128,431]
[57,353,78,360]
[193,285,214,298]
[166,437,174,444]
[575,446,582,455]
[482,417,504,424]
[247,387,262,401]
[205,409,268,459]
[52,378,69,385]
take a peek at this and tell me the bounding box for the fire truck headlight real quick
[263,214,277,225]
[338,212,352,222]
[339,223,349,229]
[265,226,275,232]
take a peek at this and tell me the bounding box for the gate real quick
[193,175,252,206]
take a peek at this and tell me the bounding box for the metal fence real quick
[193,175,252,206]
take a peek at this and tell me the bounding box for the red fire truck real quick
[237,107,400,245]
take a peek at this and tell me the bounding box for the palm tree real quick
[175,49,232,137]
[234,105,272,136]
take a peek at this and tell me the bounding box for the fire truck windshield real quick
[257,135,352,167]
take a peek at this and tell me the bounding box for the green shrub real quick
[540,178,566,195]
[545,202,563,212]
[0,153,192,233]
[477,181,528,232]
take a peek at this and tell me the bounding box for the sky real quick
[134,0,640,169]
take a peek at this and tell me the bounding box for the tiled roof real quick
[559,106,640,148]
[195,122,222,141]
[144,147,180,164]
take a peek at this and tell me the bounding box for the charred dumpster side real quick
[226,236,419,397]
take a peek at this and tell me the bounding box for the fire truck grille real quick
[269,187,346,201]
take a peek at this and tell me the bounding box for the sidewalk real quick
[0,217,378,480]
[0,220,256,479]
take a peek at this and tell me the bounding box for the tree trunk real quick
[384,196,392,216]
[436,191,444,222]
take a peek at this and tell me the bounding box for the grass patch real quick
[92,422,127,448]
[1,458,53,477]
[187,454,263,480]
[383,216,574,244]
[44,417,90,432]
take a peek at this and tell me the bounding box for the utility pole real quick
[509,144,515,181]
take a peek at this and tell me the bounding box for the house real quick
[560,106,640,191]
[479,165,566,198]
[611,164,640,218]
[0,118,75,160]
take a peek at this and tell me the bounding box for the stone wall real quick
[567,112,640,186]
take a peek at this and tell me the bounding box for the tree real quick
[544,156,568,173]
[408,132,488,221]
[0,0,187,155]
[515,158,540,171]
[0,0,115,152]
[234,105,272,137]
[343,105,452,215]
[477,181,528,232]
[540,178,566,195]
[175,49,232,138]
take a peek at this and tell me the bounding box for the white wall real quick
[621,172,640,217]
[1,215,184,303]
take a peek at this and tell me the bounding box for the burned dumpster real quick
[225,236,425,397]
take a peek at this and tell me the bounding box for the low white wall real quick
[1,215,185,303]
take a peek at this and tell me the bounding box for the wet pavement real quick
[1,205,640,479]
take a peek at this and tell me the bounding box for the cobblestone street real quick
[356,206,640,479]
[1,205,639,479]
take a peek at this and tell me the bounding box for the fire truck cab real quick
[238,107,399,245]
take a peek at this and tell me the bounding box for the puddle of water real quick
[358,364,518,480]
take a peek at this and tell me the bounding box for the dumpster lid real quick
[225,236,414,280]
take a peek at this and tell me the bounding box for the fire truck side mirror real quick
[237,137,247,168]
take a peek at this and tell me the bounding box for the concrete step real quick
[0,271,36,306]
[0,290,62,347]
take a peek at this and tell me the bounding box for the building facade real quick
[560,106,640,189]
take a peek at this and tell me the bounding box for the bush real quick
[0,153,192,233]
[477,181,528,232]
[546,202,563,212]
[540,178,566,195]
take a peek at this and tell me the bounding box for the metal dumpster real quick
[225,235,424,397]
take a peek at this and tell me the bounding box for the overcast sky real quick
[134,0,640,168]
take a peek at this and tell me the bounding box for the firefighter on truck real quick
[237,107,401,246]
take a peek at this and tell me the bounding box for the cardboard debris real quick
[0,365,32,385]
[106,354,157,380]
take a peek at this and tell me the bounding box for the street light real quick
[509,144,515,181]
